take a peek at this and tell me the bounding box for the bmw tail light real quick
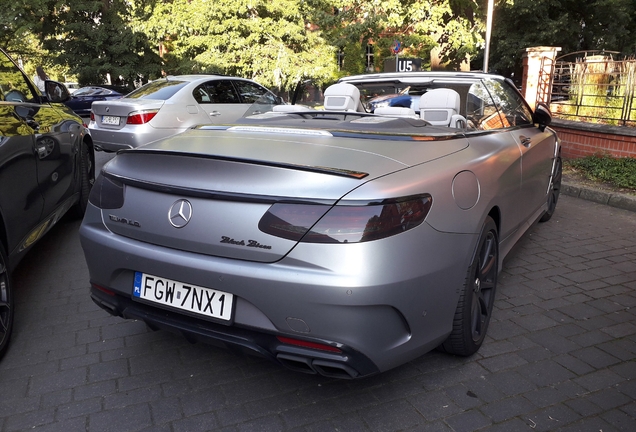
[90,111,95,122]
[126,110,159,125]
[88,174,125,209]
[259,195,432,243]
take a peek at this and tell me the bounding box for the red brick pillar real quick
[522,46,561,110]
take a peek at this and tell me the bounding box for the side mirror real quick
[45,80,71,103]
[533,102,552,131]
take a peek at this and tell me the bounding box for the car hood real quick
[99,126,468,262]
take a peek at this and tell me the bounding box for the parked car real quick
[64,85,131,117]
[0,47,95,360]
[64,82,80,94]
[88,75,282,152]
[80,71,561,378]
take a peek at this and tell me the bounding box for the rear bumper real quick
[90,285,378,379]
[88,123,178,152]
[80,202,476,376]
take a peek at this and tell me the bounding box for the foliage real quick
[0,1,65,79]
[567,154,636,189]
[0,1,42,57]
[5,0,635,94]
[309,0,484,75]
[486,0,636,78]
[34,1,163,86]
[130,0,338,91]
[551,57,636,126]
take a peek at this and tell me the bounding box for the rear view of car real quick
[80,72,561,379]
[89,75,280,152]
[64,85,129,117]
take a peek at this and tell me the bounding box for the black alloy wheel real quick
[441,216,498,356]
[540,154,562,223]
[0,245,14,360]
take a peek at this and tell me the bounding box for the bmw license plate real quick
[133,272,233,321]
[102,115,120,126]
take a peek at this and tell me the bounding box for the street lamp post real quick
[483,0,494,72]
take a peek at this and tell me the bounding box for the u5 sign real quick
[384,58,422,72]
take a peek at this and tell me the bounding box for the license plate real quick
[102,115,120,126]
[133,272,233,321]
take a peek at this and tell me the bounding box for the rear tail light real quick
[88,174,125,209]
[259,194,432,243]
[92,283,116,296]
[90,111,95,122]
[126,109,159,125]
[277,336,342,353]
[258,204,330,241]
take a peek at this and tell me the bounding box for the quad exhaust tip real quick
[276,353,359,379]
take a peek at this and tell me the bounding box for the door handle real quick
[209,111,221,117]
[520,136,531,147]
[26,119,40,131]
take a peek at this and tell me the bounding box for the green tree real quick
[486,0,636,77]
[131,0,338,91]
[37,1,162,86]
[0,1,60,79]
[309,0,484,75]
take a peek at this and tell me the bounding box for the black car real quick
[0,47,95,359]
[63,84,131,117]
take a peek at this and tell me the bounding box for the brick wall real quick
[550,119,636,159]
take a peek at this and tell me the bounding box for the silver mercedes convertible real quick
[80,72,561,379]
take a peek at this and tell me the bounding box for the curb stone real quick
[562,180,636,212]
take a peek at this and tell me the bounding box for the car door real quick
[0,51,79,231]
[0,51,45,256]
[463,80,524,243]
[232,80,279,115]
[195,79,245,124]
[483,78,555,216]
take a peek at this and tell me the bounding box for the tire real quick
[440,216,498,356]
[539,154,562,223]
[72,140,94,218]
[0,244,14,361]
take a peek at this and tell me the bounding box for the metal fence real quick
[544,51,636,127]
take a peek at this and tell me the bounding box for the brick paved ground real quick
[1,194,635,432]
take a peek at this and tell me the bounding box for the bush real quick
[567,155,636,189]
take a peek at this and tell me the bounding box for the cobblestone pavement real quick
[1,194,635,432]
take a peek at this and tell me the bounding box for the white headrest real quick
[419,88,461,126]
[374,107,418,118]
[324,83,361,112]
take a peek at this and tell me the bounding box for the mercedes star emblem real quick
[168,199,193,228]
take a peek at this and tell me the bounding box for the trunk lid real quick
[91,98,165,117]
[100,127,467,262]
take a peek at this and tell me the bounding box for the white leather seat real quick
[323,83,364,112]
[419,88,466,128]
[374,106,418,118]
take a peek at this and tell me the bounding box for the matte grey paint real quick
[80,72,560,376]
